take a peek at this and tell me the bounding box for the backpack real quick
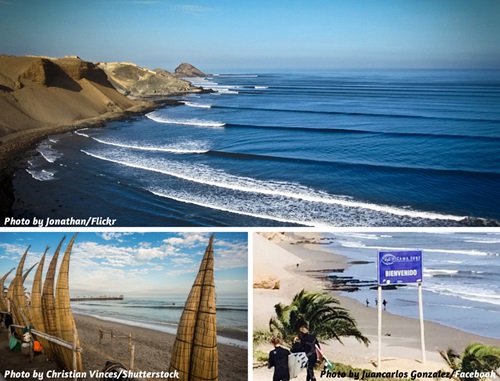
[33,340,43,353]
[9,336,21,352]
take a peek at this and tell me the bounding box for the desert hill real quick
[0,55,141,137]
[97,61,200,98]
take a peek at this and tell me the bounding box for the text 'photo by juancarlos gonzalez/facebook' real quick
[1,1,500,381]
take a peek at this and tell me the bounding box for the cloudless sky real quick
[1,1,500,71]
[0,232,247,297]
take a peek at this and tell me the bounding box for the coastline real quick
[72,312,248,347]
[0,99,181,223]
[253,233,499,379]
[0,313,247,381]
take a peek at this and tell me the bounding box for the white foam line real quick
[182,101,212,108]
[425,286,500,306]
[81,150,466,222]
[465,239,500,244]
[75,130,89,138]
[146,113,225,127]
[212,74,258,78]
[359,244,491,256]
[148,188,318,227]
[38,150,56,163]
[424,269,459,274]
[91,137,208,154]
[217,89,239,94]
[26,169,55,182]
[424,248,492,256]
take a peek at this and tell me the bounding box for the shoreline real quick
[282,238,500,345]
[72,312,248,347]
[0,99,183,223]
[0,312,247,381]
[253,233,499,379]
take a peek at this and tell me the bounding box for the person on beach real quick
[383,299,388,310]
[292,325,320,381]
[375,298,378,306]
[269,337,291,381]
[365,298,369,307]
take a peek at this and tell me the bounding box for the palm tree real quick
[269,289,369,346]
[439,343,500,381]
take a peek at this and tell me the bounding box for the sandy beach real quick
[1,314,247,381]
[253,232,500,380]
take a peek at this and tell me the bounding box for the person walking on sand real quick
[365,298,369,307]
[269,337,291,381]
[293,325,319,381]
[383,299,388,310]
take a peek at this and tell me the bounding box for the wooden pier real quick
[70,295,124,301]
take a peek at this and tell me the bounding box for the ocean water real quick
[71,296,247,347]
[13,70,500,226]
[322,232,500,339]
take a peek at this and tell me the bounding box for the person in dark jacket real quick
[297,326,319,381]
[269,337,291,381]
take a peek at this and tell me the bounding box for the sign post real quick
[377,250,424,368]
[418,282,426,363]
[377,284,382,368]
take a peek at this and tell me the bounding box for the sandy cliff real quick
[0,55,142,137]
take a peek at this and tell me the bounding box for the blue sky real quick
[0,232,247,297]
[1,0,499,71]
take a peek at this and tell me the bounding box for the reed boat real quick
[169,235,218,381]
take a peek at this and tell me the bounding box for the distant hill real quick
[98,62,201,98]
[174,63,206,77]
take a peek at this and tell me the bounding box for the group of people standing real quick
[268,325,320,381]
[366,298,388,309]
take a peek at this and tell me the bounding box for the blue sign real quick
[378,250,423,285]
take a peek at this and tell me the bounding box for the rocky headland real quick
[97,61,201,99]
[0,54,207,220]
[174,62,207,77]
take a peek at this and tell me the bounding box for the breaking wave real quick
[182,101,212,108]
[146,112,225,127]
[91,137,209,154]
[80,149,469,226]
[37,141,62,163]
[26,169,55,181]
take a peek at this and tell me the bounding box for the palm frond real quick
[269,289,370,347]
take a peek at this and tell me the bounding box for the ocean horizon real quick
[71,295,248,347]
[12,69,500,227]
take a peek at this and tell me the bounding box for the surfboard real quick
[288,352,308,379]
[315,344,334,371]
